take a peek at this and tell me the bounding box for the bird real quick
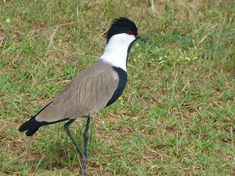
[19,17,142,175]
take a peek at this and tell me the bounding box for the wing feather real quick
[35,61,119,122]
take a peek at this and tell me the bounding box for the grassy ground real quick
[0,0,235,175]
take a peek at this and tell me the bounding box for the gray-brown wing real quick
[35,61,119,122]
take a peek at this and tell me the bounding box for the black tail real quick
[19,116,49,136]
[19,102,53,136]
[19,102,69,136]
[19,116,69,136]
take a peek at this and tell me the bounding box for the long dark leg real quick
[64,119,87,176]
[83,114,92,169]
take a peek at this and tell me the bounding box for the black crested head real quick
[106,17,138,43]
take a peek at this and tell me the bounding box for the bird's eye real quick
[127,31,133,35]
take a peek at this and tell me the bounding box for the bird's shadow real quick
[18,123,86,172]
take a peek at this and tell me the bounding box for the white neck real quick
[100,33,136,71]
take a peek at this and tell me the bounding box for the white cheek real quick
[120,34,136,44]
[99,33,136,71]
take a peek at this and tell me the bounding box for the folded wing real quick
[35,61,120,123]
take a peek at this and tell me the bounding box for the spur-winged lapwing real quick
[19,17,142,175]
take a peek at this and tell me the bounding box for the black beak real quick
[136,35,146,41]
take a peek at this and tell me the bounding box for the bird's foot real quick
[83,157,88,167]
[80,156,88,176]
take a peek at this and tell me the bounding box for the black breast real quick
[105,67,128,107]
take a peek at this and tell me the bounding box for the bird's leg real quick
[64,119,87,176]
[82,114,92,170]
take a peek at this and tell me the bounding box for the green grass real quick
[0,0,235,175]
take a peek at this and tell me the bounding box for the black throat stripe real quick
[105,67,128,107]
